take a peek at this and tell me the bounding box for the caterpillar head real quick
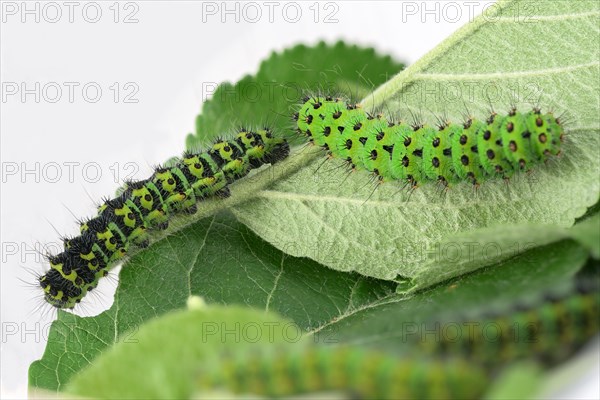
[39,268,84,309]
[41,247,106,309]
[39,270,105,309]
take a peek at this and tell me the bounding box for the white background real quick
[1,1,598,398]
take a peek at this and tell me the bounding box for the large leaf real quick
[28,213,397,391]
[232,0,600,289]
[187,40,404,148]
[29,211,594,392]
[63,304,490,400]
[306,240,593,351]
[63,305,311,399]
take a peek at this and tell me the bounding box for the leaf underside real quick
[232,0,600,288]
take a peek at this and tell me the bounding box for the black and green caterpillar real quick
[39,129,289,309]
[412,279,600,366]
[294,96,564,186]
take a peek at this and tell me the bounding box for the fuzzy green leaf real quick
[28,213,397,391]
[29,212,593,393]
[232,0,600,289]
[187,40,404,148]
[30,215,593,398]
[63,305,311,399]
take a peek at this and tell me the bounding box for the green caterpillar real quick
[294,96,564,186]
[197,347,489,399]
[39,129,289,309]
[413,279,599,365]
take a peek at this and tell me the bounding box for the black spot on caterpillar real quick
[39,129,289,309]
[197,346,489,399]
[295,96,564,187]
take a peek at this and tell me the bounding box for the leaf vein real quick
[414,61,599,81]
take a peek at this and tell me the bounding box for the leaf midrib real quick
[413,61,599,81]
